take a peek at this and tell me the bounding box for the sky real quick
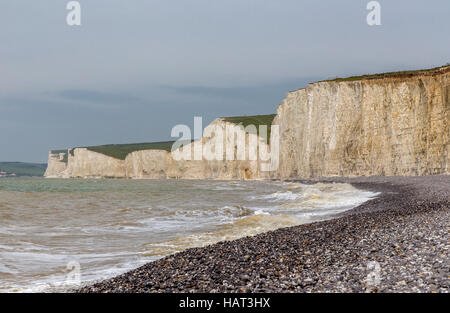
[0,0,449,163]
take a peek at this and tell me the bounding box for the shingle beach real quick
[78,176,449,293]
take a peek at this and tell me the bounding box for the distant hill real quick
[0,162,47,177]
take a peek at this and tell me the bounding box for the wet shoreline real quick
[78,175,449,293]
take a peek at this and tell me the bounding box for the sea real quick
[0,178,378,292]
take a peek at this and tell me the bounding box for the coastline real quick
[78,175,449,293]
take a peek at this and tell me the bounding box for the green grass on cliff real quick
[50,150,69,163]
[222,114,277,143]
[323,64,450,83]
[83,141,177,160]
[50,142,178,161]
[0,162,47,177]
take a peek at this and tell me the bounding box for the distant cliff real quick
[44,152,68,178]
[45,65,449,179]
[45,117,275,179]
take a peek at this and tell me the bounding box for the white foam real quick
[250,191,298,201]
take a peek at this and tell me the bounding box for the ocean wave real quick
[0,179,379,292]
[249,191,299,201]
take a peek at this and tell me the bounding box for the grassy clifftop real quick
[51,143,176,161]
[222,114,276,129]
[222,114,277,143]
[50,150,69,163]
[322,64,450,83]
[82,141,176,160]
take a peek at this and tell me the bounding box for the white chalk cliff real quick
[45,66,449,179]
[45,118,276,179]
[275,66,449,178]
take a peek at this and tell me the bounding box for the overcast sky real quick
[1,0,449,162]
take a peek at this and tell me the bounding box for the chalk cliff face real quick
[65,148,127,178]
[45,119,275,179]
[44,152,68,178]
[125,150,169,179]
[45,66,449,179]
[276,67,449,178]
[167,119,275,180]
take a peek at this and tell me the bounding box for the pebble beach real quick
[78,176,449,293]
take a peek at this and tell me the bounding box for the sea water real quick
[0,178,378,292]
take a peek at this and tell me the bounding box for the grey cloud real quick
[162,77,321,102]
[56,90,145,105]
